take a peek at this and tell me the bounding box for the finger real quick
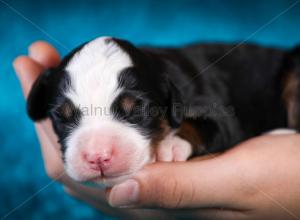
[13,41,61,98]
[13,56,44,98]
[107,156,251,209]
[189,153,221,162]
[35,122,64,178]
[63,186,151,220]
[38,119,61,150]
[29,41,61,68]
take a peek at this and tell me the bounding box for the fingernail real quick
[29,47,37,59]
[29,44,41,61]
[109,179,139,208]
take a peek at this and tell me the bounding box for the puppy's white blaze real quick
[65,36,132,115]
[62,37,151,184]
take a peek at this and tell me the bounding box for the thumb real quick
[107,155,245,209]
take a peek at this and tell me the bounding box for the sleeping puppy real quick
[27,36,300,186]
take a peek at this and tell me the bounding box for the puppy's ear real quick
[167,79,183,128]
[27,68,61,121]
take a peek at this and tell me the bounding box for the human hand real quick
[13,41,171,220]
[107,134,300,220]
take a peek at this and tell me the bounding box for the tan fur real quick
[282,71,299,128]
[176,121,206,154]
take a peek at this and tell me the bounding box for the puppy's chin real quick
[90,158,158,187]
[65,157,156,188]
[65,168,132,187]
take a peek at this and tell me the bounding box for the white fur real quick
[63,37,152,185]
[65,36,131,115]
[65,121,151,185]
[265,128,296,135]
[156,131,193,162]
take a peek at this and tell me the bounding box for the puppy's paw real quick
[156,134,193,162]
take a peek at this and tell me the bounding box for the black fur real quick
[27,37,300,156]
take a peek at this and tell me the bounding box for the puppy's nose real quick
[83,149,113,171]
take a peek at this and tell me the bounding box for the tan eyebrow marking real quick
[59,101,75,119]
[121,96,136,113]
[176,121,206,155]
[150,119,172,147]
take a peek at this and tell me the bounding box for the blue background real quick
[1,0,300,219]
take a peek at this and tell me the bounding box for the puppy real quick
[27,37,300,186]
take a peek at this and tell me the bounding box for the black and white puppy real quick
[27,36,300,186]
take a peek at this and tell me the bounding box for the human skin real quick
[13,41,300,220]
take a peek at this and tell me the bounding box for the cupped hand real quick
[107,133,300,220]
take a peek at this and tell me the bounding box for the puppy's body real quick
[27,37,300,186]
[144,43,288,152]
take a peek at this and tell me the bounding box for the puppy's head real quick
[27,37,182,186]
